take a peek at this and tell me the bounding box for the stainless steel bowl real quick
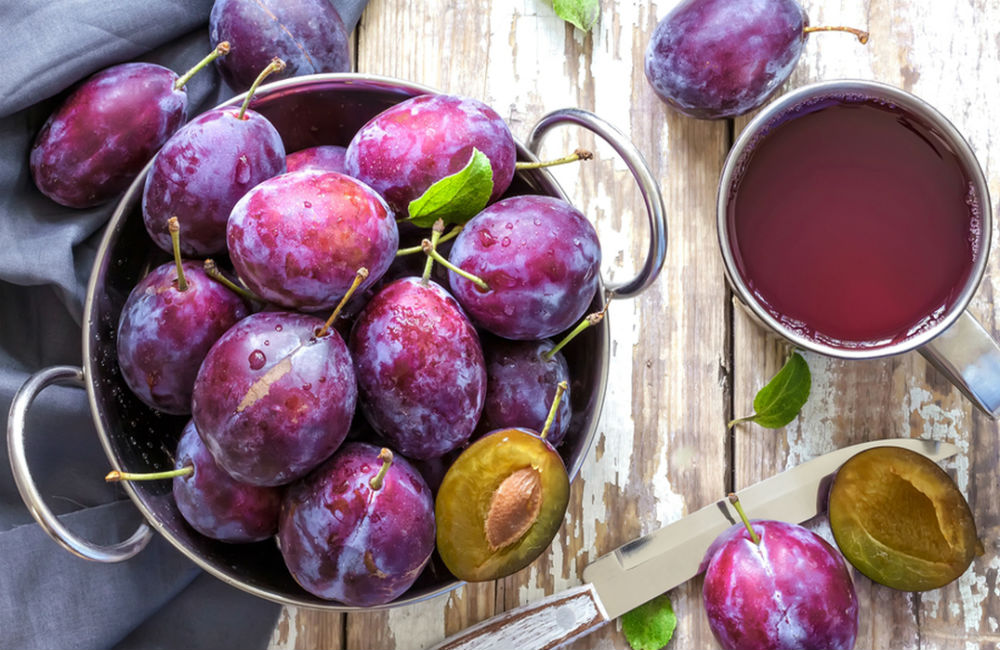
[8,74,666,610]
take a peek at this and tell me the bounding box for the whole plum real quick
[285,145,349,174]
[345,94,516,214]
[350,277,487,460]
[278,443,435,606]
[448,195,601,340]
[192,311,356,486]
[210,0,350,92]
[227,171,397,311]
[173,420,282,543]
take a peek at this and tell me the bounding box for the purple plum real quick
[286,145,349,174]
[192,311,356,486]
[350,277,487,460]
[448,195,601,340]
[227,170,397,311]
[278,442,435,605]
[142,106,286,256]
[702,519,859,650]
[210,0,350,92]
[30,63,188,208]
[345,94,517,214]
[116,260,249,415]
[173,420,281,543]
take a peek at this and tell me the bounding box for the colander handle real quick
[526,108,667,299]
[7,365,153,562]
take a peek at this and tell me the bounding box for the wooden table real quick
[268,1,1000,648]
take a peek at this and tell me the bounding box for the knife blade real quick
[430,437,959,650]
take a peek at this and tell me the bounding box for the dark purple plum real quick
[278,443,435,605]
[192,311,356,486]
[210,0,350,92]
[173,420,282,543]
[345,94,517,214]
[286,145,349,174]
[116,259,249,415]
[350,277,487,460]
[227,171,397,311]
[448,195,601,340]
[478,337,571,447]
[143,106,286,256]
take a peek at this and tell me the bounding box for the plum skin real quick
[702,519,858,650]
[116,260,249,415]
[644,0,807,119]
[286,145,349,174]
[173,420,282,543]
[31,63,187,208]
[278,442,435,605]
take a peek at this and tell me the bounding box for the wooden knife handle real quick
[430,583,610,650]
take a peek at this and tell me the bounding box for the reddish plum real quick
[448,195,601,340]
[227,171,397,311]
[116,260,249,414]
[173,420,281,543]
[286,145,349,174]
[209,0,350,92]
[350,277,487,460]
[192,311,356,486]
[345,94,516,214]
[702,519,859,650]
[278,443,435,605]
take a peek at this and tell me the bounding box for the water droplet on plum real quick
[248,350,266,370]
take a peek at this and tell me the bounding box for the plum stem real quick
[803,25,869,44]
[168,217,187,291]
[174,41,230,90]
[203,259,260,302]
[369,448,394,490]
[421,220,489,290]
[728,493,760,545]
[421,220,446,284]
[545,307,608,361]
[238,57,286,120]
[106,466,193,482]
[540,381,569,440]
[515,148,594,171]
[397,225,463,256]
[316,267,369,338]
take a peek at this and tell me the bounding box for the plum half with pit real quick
[447,195,601,340]
[278,443,435,606]
[192,310,356,486]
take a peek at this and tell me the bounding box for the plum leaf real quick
[407,148,494,228]
[621,594,677,650]
[552,0,600,32]
[729,352,811,429]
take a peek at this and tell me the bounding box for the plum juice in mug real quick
[726,95,983,349]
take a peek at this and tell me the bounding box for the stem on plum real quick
[369,448,394,490]
[168,217,187,291]
[421,220,489,290]
[545,306,608,361]
[540,381,569,440]
[174,41,230,90]
[803,25,869,44]
[728,493,761,545]
[397,225,463,256]
[238,57,286,120]
[316,267,369,338]
[106,466,193,482]
[515,148,594,171]
[203,259,260,303]
[421,220,446,284]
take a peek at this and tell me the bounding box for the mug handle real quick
[7,365,153,562]
[526,108,667,300]
[919,311,1000,418]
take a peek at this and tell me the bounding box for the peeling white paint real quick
[785,353,841,469]
[386,593,448,649]
[267,607,298,650]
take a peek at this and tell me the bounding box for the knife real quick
[430,437,959,650]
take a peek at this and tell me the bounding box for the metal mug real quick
[717,79,1000,417]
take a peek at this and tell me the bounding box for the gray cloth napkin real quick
[1,1,368,648]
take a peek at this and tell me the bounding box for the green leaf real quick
[553,0,600,32]
[730,352,811,429]
[621,594,677,650]
[407,148,493,228]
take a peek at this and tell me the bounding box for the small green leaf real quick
[729,352,811,429]
[407,149,493,228]
[622,594,677,650]
[553,0,600,32]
